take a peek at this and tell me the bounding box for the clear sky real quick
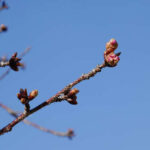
[0,0,150,150]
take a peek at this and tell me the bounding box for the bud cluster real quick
[17,89,38,104]
[9,52,24,71]
[104,38,121,67]
[65,88,79,105]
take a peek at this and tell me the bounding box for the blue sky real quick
[0,0,150,150]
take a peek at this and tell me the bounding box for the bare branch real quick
[22,120,74,139]
[0,103,74,138]
[0,62,106,135]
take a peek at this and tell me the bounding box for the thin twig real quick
[0,69,10,80]
[0,103,74,138]
[22,120,74,139]
[19,47,31,58]
[0,62,106,135]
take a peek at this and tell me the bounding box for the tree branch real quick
[0,38,121,136]
[0,103,74,138]
[0,63,106,135]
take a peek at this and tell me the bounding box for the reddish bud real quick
[24,89,28,96]
[67,129,75,139]
[28,90,38,100]
[105,38,118,53]
[20,98,27,104]
[12,52,17,58]
[67,95,78,105]
[19,88,28,98]
[104,52,120,67]
[17,88,38,105]
[17,93,22,100]
[17,89,28,104]
[9,52,22,71]
[0,24,7,32]
[67,88,79,97]
[104,38,120,67]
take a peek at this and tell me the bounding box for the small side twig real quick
[0,69,10,80]
[19,47,31,58]
[0,103,74,138]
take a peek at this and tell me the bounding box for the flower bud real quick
[67,129,74,139]
[104,52,120,67]
[9,52,22,71]
[67,88,79,97]
[67,95,78,105]
[20,98,27,104]
[28,90,38,100]
[17,93,22,100]
[104,38,120,67]
[0,24,7,32]
[105,38,118,53]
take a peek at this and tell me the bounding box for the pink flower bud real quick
[105,38,118,53]
[104,52,120,67]
[104,38,120,67]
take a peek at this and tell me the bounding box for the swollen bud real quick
[105,38,118,53]
[28,90,38,100]
[67,129,75,139]
[17,93,22,100]
[67,95,78,105]
[104,38,120,67]
[67,88,79,97]
[0,24,7,32]
[20,98,27,104]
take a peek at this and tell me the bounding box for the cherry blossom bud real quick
[67,88,79,97]
[20,98,27,104]
[67,129,75,139]
[9,52,23,71]
[105,38,118,53]
[28,90,38,100]
[0,24,7,32]
[104,38,120,67]
[104,52,120,67]
[67,95,78,105]
[17,93,22,100]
